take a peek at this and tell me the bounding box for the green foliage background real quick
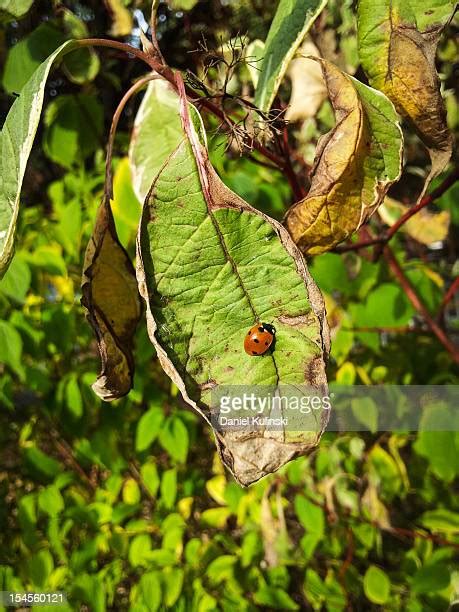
[0,1,458,610]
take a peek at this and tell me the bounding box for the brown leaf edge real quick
[284,58,403,255]
[135,75,331,486]
[82,195,141,401]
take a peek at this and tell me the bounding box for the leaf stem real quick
[104,74,159,197]
[77,38,295,191]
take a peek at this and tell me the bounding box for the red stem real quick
[335,165,459,253]
[78,38,291,185]
[437,276,459,320]
[383,245,459,365]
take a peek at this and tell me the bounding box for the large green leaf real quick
[43,94,104,168]
[284,59,403,255]
[254,0,328,113]
[3,19,99,94]
[136,80,329,486]
[357,0,455,194]
[0,39,82,278]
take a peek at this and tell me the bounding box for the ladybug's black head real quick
[260,323,275,335]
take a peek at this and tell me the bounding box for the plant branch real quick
[383,245,459,365]
[49,427,95,491]
[78,39,294,190]
[437,276,459,321]
[335,165,459,253]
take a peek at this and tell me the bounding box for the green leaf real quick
[351,396,378,433]
[23,446,62,480]
[200,507,231,528]
[136,406,165,452]
[0,38,82,278]
[65,374,83,419]
[294,495,324,537]
[123,478,141,505]
[411,563,450,594]
[357,0,455,194]
[2,23,65,94]
[363,283,415,327]
[0,253,31,302]
[129,534,152,567]
[140,461,160,498]
[0,0,35,21]
[420,509,459,534]
[129,78,205,203]
[254,0,327,112]
[363,565,391,604]
[59,9,100,84]
[206,555,237,584]
[28,550,54,588]
[38,485,64,517]
[72,573,105,612]
[0,320,25,380]
[285,60,403,255]
[254,586,299,610]
[160,468,177,510]
[158,416,189,463]
[111,157,142,249]
[139,571,161,612]
[162,567,184,607]
[43,94,103,168]
[136,80,329,486]
[414,404,459,482]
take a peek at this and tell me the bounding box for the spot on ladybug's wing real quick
[253,338,259,343]
[252,351,258,355]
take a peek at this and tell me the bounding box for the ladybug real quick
[244,322,275,356]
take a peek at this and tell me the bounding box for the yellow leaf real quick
[358,0,454,194]
[285,59,402,255]
[379,197,450,246]
[106,0,133,37]
[81,196,141,400]
[206,475,227,505]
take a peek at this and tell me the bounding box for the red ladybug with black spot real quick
[244,322,276,356]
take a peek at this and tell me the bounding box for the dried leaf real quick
[357,0,455,193]
[285,40,327,122]
[285,59,403,255]
[82,196,141,401]
[379,197,450,245]
[136,79,330,486]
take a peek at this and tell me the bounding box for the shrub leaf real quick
[254,0,328,113]
[357,0,454,195]
[0,39,81,278]
[136,78,330,486]
[284,59,402,255]
[81,195,141,400]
